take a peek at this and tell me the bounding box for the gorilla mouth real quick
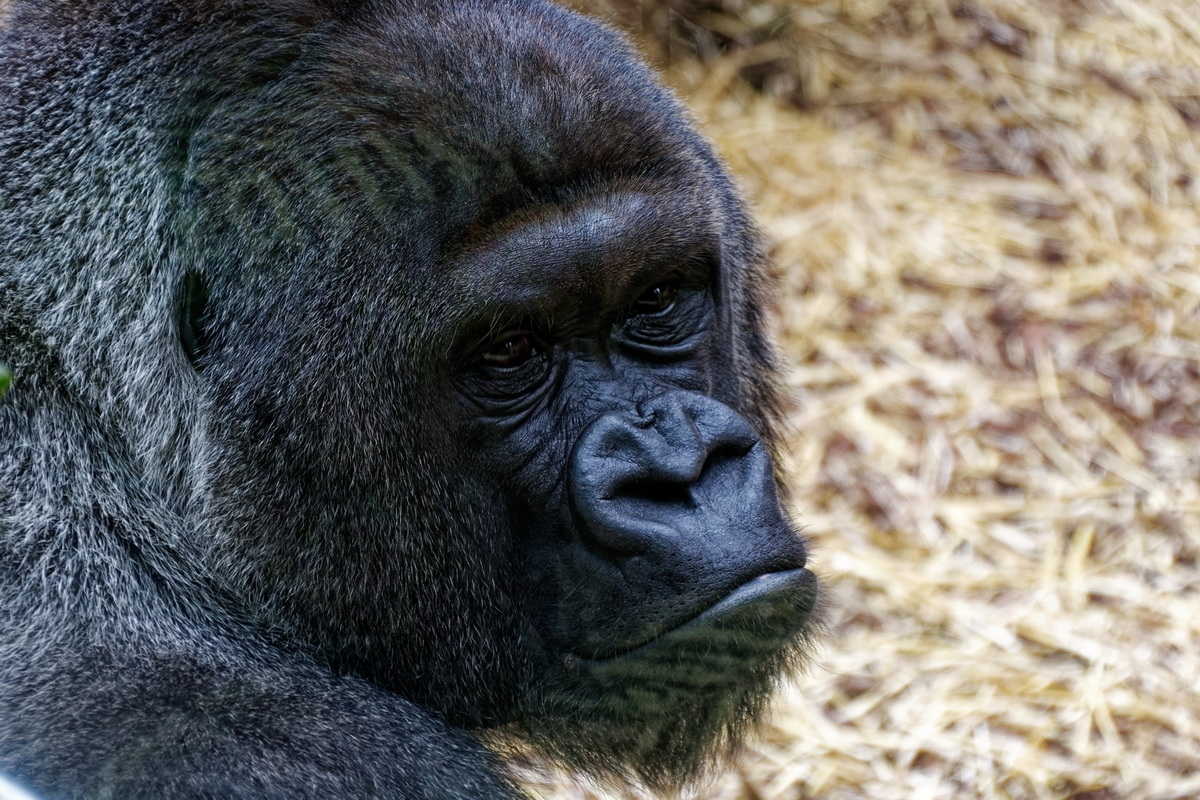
[577,567,818,665]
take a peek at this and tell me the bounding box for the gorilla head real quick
[0,0,817,796]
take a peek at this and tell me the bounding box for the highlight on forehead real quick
[447,189,717,326]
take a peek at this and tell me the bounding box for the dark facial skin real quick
[0,0,818,796]
[449,188,811,650]
[438,187,815,783]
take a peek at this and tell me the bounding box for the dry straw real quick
[531,0,1200,798]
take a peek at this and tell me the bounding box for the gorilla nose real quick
[567,391,805,571]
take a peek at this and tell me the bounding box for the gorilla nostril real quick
[570,392,781,560]
[616,478,693,509]
[710,436,756,463]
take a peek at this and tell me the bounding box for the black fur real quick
[0,1,818,797]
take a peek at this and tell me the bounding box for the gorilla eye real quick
[460,327,554,408]
[632,282,679,316]
[481,331,538,368]
[615,281,712,359]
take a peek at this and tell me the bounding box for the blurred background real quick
[533,0,1200,798]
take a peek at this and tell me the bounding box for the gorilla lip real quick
[574,567,817,664]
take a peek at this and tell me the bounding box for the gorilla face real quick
[445,196,816,781]
[170,0,814,790]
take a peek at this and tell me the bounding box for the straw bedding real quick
[527,1,1200,798]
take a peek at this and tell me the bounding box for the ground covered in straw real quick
[531,1,1200,798]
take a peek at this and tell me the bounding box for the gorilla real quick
[0,0,818,797]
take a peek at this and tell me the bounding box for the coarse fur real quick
[0,1,818,797]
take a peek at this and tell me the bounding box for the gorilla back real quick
[0,0,818,797]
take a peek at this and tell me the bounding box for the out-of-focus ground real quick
[531,1,1200,798]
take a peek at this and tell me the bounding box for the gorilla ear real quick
[179,270,212,367]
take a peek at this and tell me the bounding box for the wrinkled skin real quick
[0,0,818,797]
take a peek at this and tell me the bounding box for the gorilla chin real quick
[0,0,819,797]
[519,568,817,790]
